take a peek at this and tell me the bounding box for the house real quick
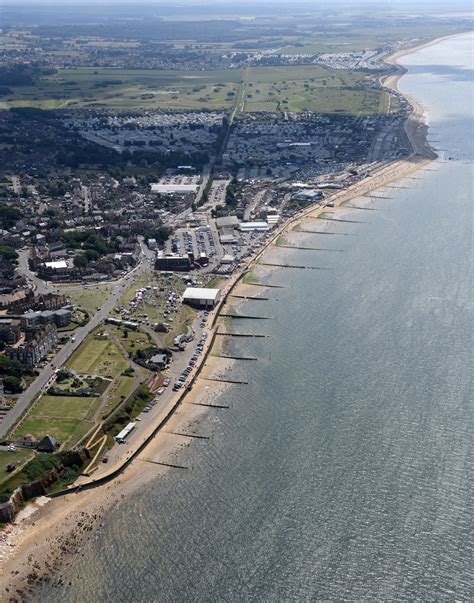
[16,433,38,448]
[37,435,59,453]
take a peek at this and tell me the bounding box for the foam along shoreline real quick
[0,33,449,600]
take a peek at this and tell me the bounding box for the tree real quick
[73,254,88,268]
[0,246,18,262]
[0,206,22,229]
[3,375,22,393]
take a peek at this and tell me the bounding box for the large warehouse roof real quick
[151,183,198,194]
[182,287,220,302]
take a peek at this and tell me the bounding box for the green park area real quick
[61,284,112,313]
[0,63,390,115]
[67,329,128,376]
[0,448,36,490]
[8,328,139,453]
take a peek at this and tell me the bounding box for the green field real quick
[239,65,388,114]
[30,394,100,421]
[12,417,83,445]
[9,330,136,448]
[67,332,128,376]
[0,67,241,111]
[108,325,152,356]
[0,64,389,115]
[0,448,36,488]
[61,285,112,313]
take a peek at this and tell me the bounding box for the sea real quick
[39,32,473,602]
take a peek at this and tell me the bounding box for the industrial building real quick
[215,216,240,230]
[182,287,221,308]
[239,221,270,232]
[151,183,199,195]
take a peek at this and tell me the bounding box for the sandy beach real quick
[0,34,448,602]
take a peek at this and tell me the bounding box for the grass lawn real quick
[62,285,112,313]
[30,395,100,421]
[12,417,82,444]
[108,325,152,356]
[0,449,36,488]
[102,375,136,418]
[67,332,129,377]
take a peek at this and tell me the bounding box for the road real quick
[89,309,207,476]
[0,241,155,438]
[17,249,53,295]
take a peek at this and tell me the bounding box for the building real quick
[21,308,72,329]
[37,435,59,453]
[6,324,58,367]
[38,260,75,281]
[219,233,237,245]
[182,287,221,308]
[0,317,21,345]
[16,433,38,448]
[148,353,168,370]
[239,221,270,232]
[215,216,240,230]
[155,253,193,272]
[105,317,139,330]
[151,183,198,195]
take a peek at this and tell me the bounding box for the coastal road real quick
[0,242,154,438]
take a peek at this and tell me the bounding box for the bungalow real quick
[16,433,38,448]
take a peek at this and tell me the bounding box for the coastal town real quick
[0,23,453,520]
[0,1,472,599]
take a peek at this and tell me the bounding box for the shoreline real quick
[0,32,453,601]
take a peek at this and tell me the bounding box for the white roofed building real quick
[182,287,221,308]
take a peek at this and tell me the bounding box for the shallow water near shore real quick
[39,33,473,601]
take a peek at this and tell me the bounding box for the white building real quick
[150,183,198,195]
[182,287,221,308]
[239,221,270,232]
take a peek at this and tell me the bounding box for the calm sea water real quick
[41,33,473,602]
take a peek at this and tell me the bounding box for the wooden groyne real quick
[277,245,344,252]
[319,217,366,224]
[141,459,188,470]
[258,262,331,270]
[203,377,249,385]
[296,229,353,236]
[342,206,377,211]
[169,432,210,440]
[214,355,258,361]
[216,331,267,338]
[245,282,285,288]
[229,294,269,301]
[219,313,271,320]
[189,401,230,409]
